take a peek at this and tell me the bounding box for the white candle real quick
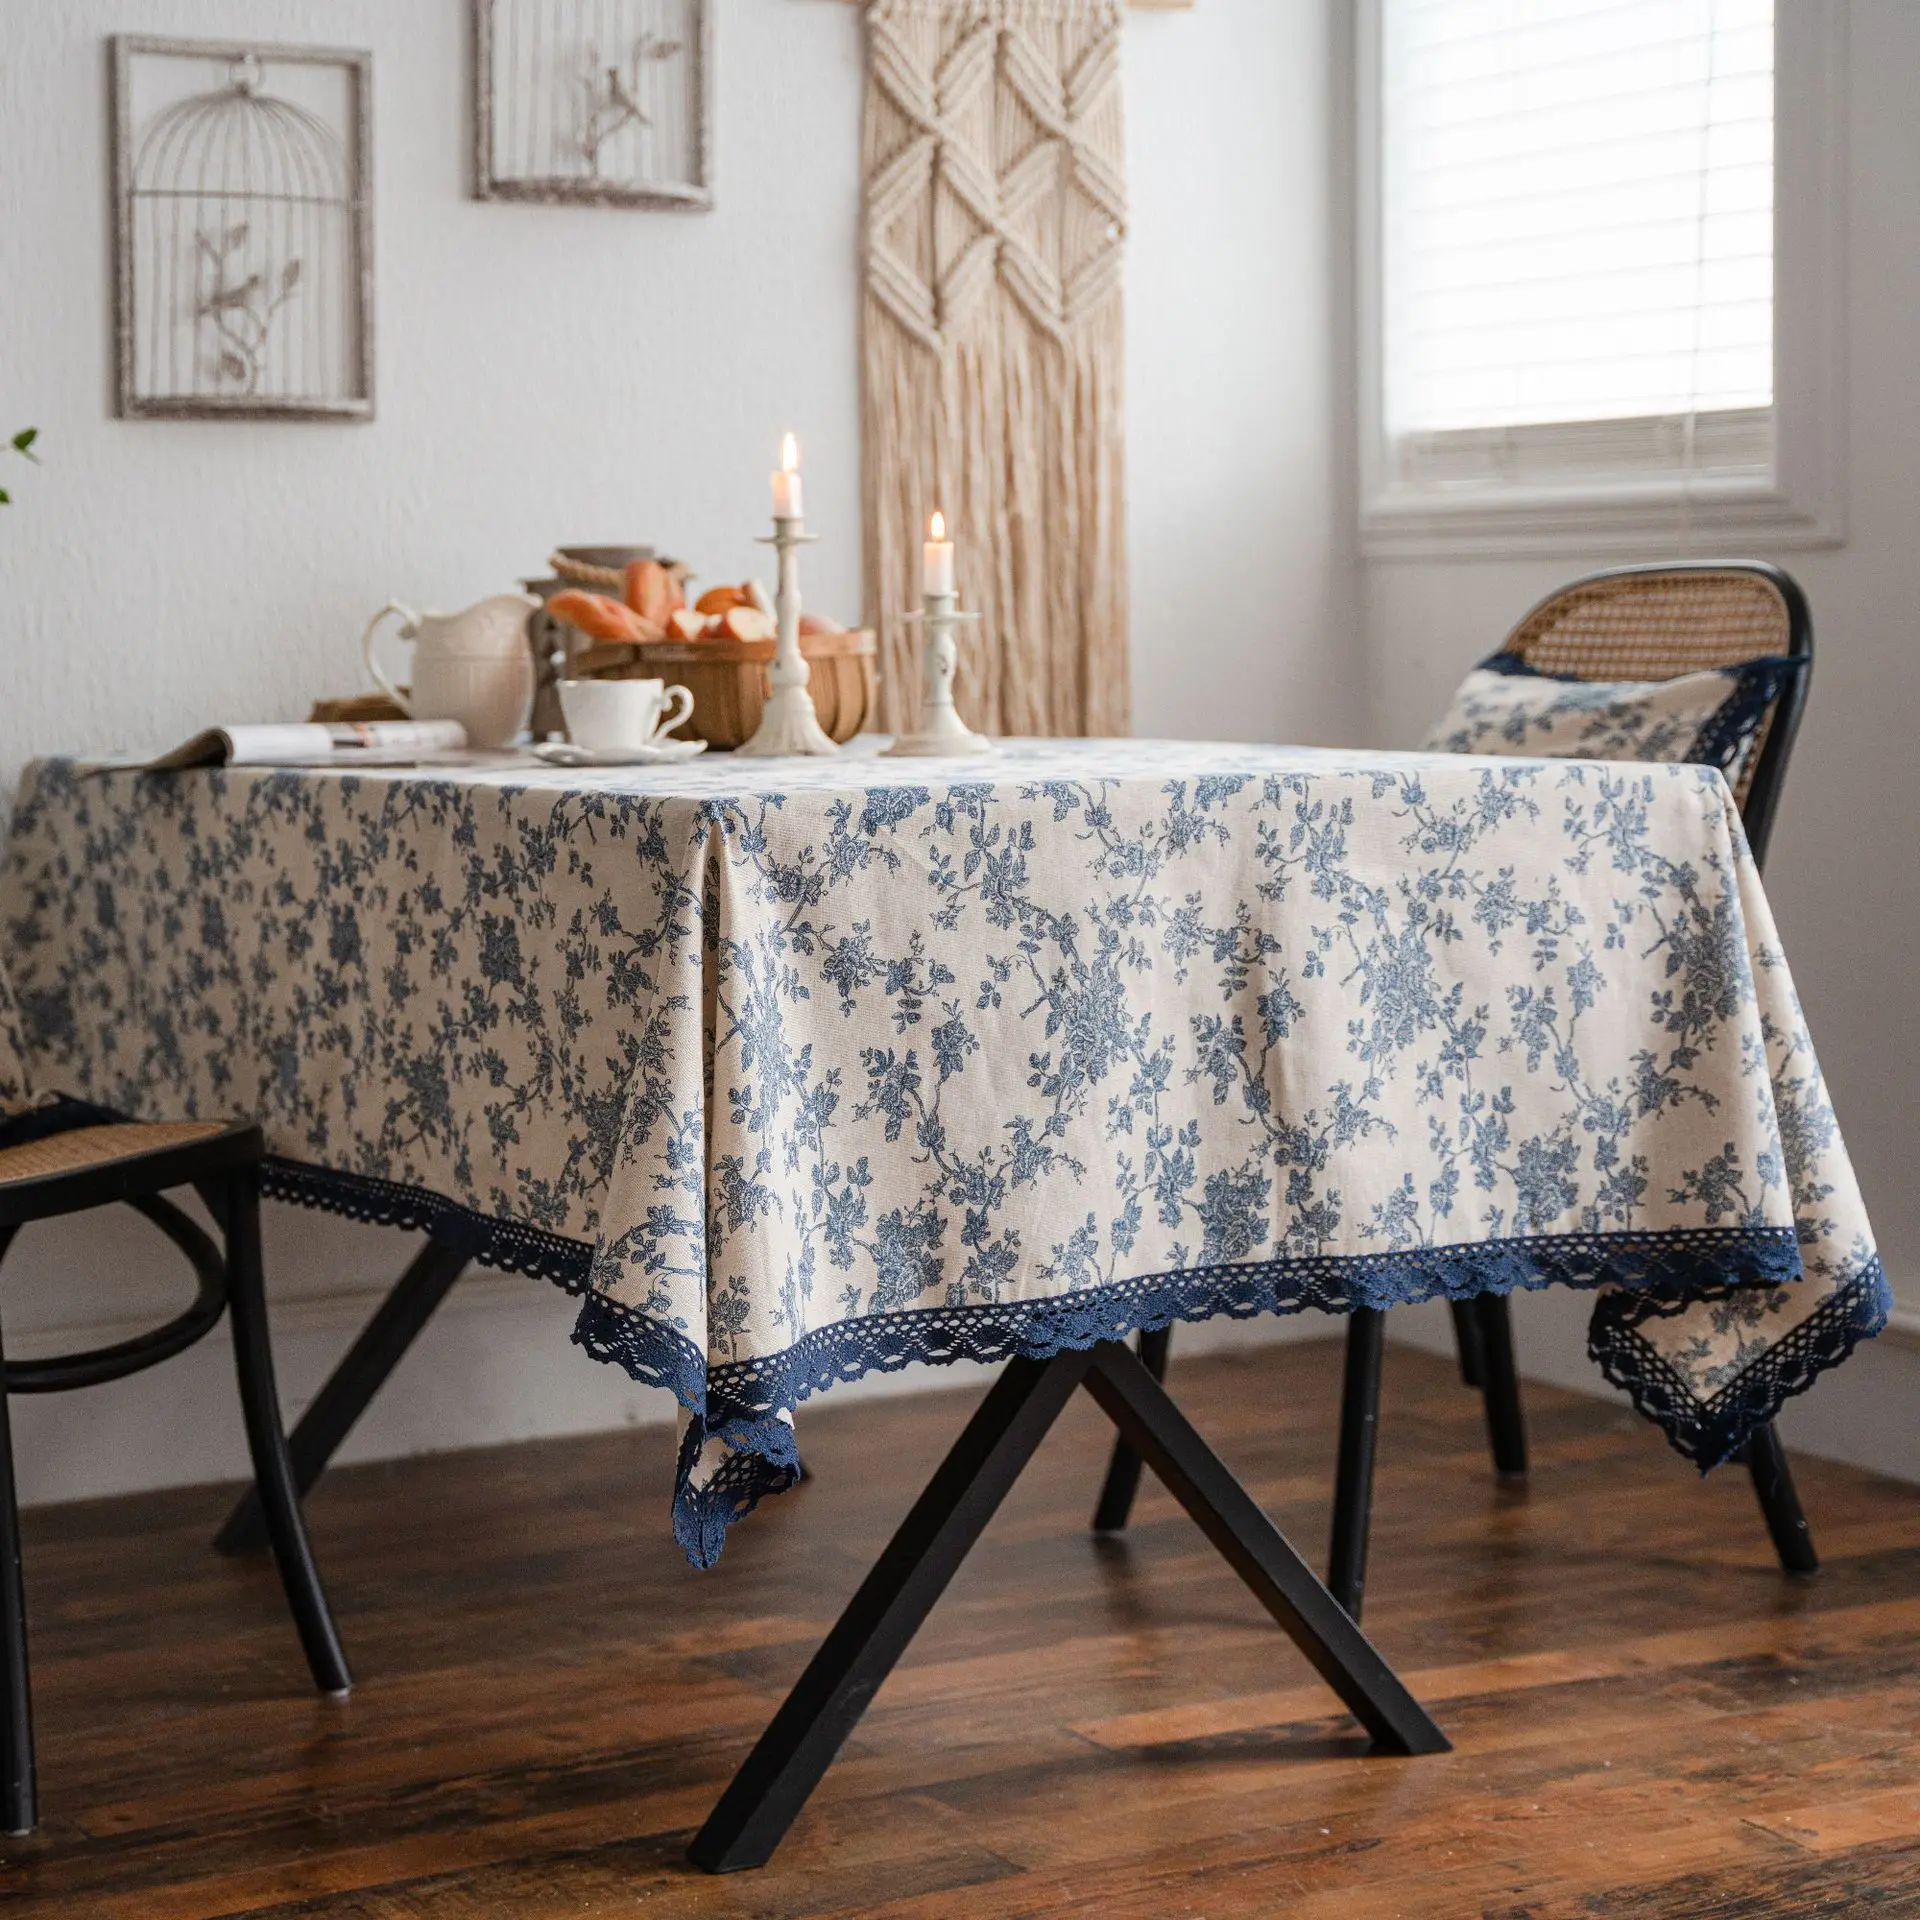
[771,432,804,522]
[922,509,955,599]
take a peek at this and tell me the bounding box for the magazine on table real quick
[143,720,470,770]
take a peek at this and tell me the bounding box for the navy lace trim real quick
[256,1158,775,1561]
[669,1414,803,1570]
[1478,650,1552,679]
[574,1223,1804,1567]
[251,1157,1879,1569]
[1588,1254,1890,1470]
[1691,656,1807,773]
[261,1159,595,1292]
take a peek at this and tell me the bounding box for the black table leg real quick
[1326,1307,1385,1621]
[214,1237,470,1555]
[1448,1299,1484,1388]
[1473,1293,1528,1479]
[689,1348,1097,1873]
[1090,1323,1171,1534]
[1082,1338,1446,1758]
[1745,1422,1818,1573]
[691,1338,1447,1874]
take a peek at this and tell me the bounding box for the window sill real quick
[1359,474,1845,562]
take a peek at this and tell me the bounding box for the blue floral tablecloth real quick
[0,742,1885,1563]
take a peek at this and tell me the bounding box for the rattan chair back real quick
[1498,561,1813,867]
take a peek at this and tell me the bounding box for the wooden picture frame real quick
[110,35,374,422]
[472,0,714,211]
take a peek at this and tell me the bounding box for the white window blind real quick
[1381,0,1775,479]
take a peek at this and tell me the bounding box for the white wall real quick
[1127,0,1359,749]
[0,0,1356,1503]
[1360,0,1918,1312]
[1361,3,1920,1466]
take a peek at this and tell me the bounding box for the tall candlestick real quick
[883,587,993,759]
[737,503,840,758]
[771,432,804,522]
[922,509,955,599]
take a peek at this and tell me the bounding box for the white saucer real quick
[531,738,708,768]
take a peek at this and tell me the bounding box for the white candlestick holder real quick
[883,593,994,758]
[736,516,840,758]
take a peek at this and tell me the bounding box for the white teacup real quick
[557,678,695,752]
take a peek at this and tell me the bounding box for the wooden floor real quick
[3,1340,1920,1917]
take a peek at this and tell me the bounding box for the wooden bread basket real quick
[581,627,879,750]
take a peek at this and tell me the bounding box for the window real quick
[1358,0,1845,555]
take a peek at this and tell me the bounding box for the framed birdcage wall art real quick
[110,35,373,421]
[472,0,714,210]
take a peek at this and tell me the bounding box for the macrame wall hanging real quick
[863,0,1129,737]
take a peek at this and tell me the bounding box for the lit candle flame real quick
[781,432,799,474]
[929,510,946,541]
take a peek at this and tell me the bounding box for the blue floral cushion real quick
[0,963,31,1113]
[1421,651,1805,777]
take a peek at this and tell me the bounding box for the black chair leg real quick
[1448,1299,1484,1388]
[0,1322,35,1835]
[215,1235,469,1555]
[1472,1293,1528,1479]
[1745,1421,1818,1573]
[1326,1308,1385,1620]
[1090,1323,1172,1534]
[223,1168,352,1697]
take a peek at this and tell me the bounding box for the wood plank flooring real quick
[2,1338,1919,1916]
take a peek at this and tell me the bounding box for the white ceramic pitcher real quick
[361,593,540,750]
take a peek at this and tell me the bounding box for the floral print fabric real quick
[0,742,1884,1562]
[1422,658,1802,778]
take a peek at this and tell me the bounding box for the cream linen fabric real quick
[0,742,1883,1559]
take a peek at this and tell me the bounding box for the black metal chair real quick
[0,1095,351,1834]
[1094,562,1819,1616]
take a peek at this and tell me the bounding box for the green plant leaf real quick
[0,487,11,506]
[10,426,36,456]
